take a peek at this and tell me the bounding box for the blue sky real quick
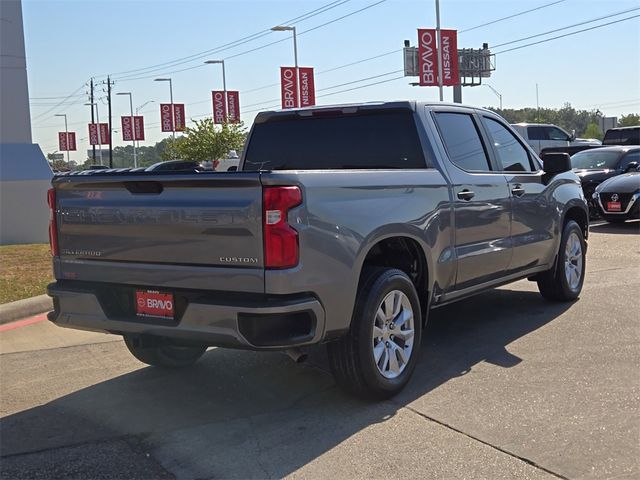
[24,0,640,161]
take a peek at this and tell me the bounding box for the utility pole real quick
[106,76,114,167]
[90,78,96,161]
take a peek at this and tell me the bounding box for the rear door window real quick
[527,126,546,140]
[434,112,492,172]
[243,111,427,170]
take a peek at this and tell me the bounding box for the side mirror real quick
[542,152,572,175]
[624,161,639,172]
[569,130,576,142]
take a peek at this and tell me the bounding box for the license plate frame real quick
[606,201,622,212]
[135,290,175,319]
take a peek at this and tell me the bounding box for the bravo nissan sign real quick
[418,28,459,87]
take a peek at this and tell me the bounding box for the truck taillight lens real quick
[263,186,302,269]
[47,188,59,256]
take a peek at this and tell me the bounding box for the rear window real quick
[243,111,427,170]
[603,128,640,146]
[571,150,621,169]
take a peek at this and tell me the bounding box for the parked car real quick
[46,101,588,399]
[570,146,640,217]
[510,123,601,156]
[602,126,640,146]
[215,150,241,172]
[591,171,640,223]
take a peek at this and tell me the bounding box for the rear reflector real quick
[47,187,59,256]
[263,186,302,269]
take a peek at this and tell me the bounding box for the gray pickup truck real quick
[47,102,588,399]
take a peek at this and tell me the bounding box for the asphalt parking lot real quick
[1,220,638,480]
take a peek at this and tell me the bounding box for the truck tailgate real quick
[53,172,264,291]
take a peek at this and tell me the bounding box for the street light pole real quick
[435,0,444,101]
[54,113,70,168]
[117,92,137,167]
[271,25,300,105]
[155,78,175,139]
[484,84,503,109]
[204,60,227,117]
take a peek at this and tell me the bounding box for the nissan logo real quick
[611,193,619,202]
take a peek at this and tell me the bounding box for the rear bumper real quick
[47,281,326,350]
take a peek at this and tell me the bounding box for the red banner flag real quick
[173,103,186,131]
[58,132,76,151]
[212,91,227,124]
[226,91,240,123]
[88,124,99,145]
[418,28,438,86]
[298,67,316,107]
[160,103,174,132]
[121,116,134,141]
[280,66,299,109]
[133,116,145,141]
[99,123,110,144]
[440,29,459,86]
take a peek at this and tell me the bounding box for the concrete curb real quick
[0,295,52,325]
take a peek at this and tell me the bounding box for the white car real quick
[510,123,601,156]
[214,150,240,172]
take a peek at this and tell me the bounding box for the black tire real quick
[537,220,586,302]
[327,268,423,400]
[123,334,207,368]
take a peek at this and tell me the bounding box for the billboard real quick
[212,91,227,124]
[160,103,174,132]
[226,91,240,123]
[418,28,438,86]
[58,132,76,151]
[280,66,299,109]
[298,67,316,107]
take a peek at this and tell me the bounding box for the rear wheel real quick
[537,220,586,302]
[327,268,422,399]
[123,334,207,368]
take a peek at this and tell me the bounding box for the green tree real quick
[582,122,603,140]
[618,113,640,127]
[489,103,601,136]
[161,119,247,163]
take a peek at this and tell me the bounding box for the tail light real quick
[47,188,59,256]
[263,186,302,269]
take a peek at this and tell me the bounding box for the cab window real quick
[483,118,533,172]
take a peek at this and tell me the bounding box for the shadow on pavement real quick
[589,219,640,235]
[0,287,572,478]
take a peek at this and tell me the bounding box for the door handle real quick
[511,185,525,197]
[457,189,475,201]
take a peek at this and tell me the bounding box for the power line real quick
[107,0,354,80]
[492,6,640,48]
[460,0,567,33]
[494,14,640,55]
[31,81,88,122]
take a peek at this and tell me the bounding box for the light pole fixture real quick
[484,83,503,110]
[84,102,104,165]
[117,92,137,167]
[271,25,300,105]
[204,60,227,118]
[154,78,175,139]
[54,113,70,168]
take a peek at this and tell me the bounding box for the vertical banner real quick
[99,123,110,144]
[88,124,99,145]
[298,67,316,107]
[418,28,438,86]
[133,116,145,141]
[212,91,227,124]
[121,116,134,141]
[226,91,240,123]
[173,103,186,131]
[58,132,76,151]
[160,103,174,132]
[440,29,459,86]
[280,66,299,109]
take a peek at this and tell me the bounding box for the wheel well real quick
[564,206,588,239]
[359,237,429,321]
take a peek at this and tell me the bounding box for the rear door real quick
[480,115,556,272]
[432,109,512,289]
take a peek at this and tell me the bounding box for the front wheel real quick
[327,268,422,400]
[123,334,207,368]
[537,220,586,301]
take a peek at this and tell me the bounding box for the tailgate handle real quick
[124,181,163,194]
